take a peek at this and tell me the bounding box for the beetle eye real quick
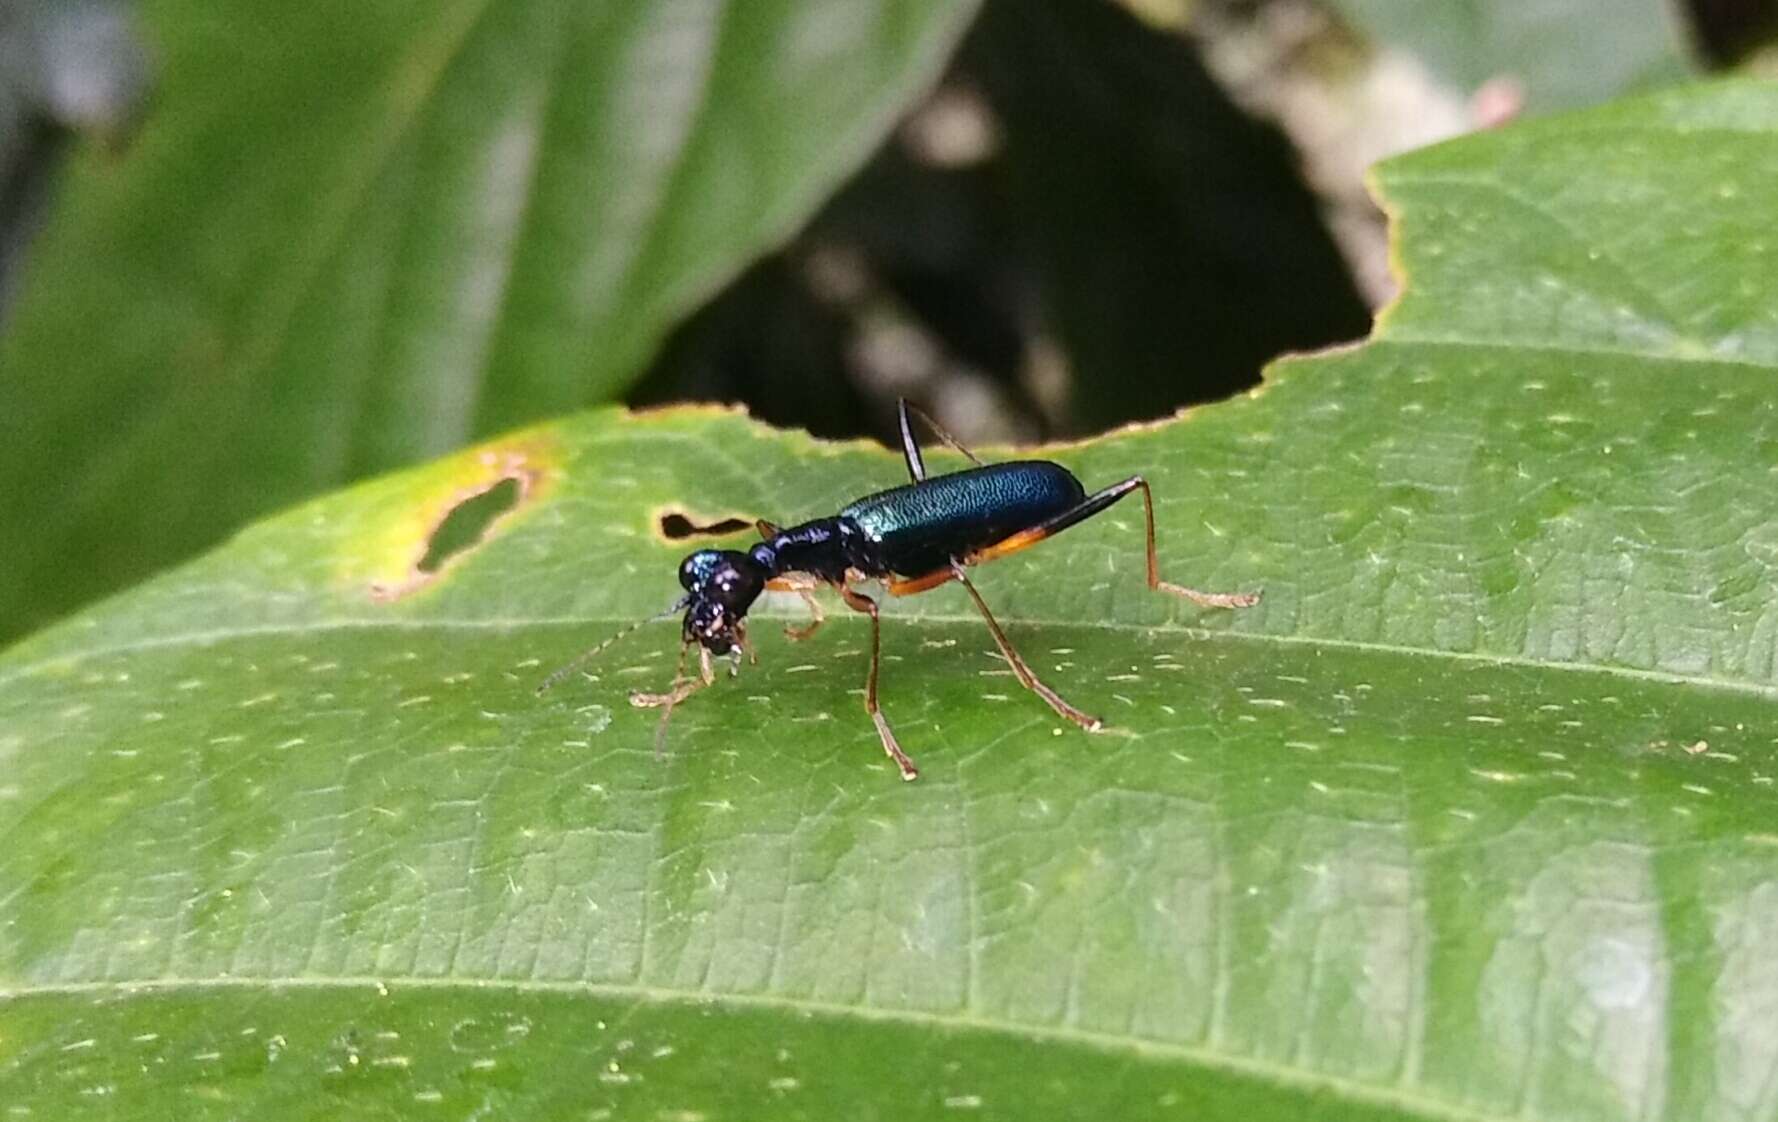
[679,549,722,590]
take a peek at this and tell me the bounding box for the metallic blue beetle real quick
[541,400,1259,780]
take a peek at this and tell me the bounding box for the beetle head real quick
[677,549,767,655]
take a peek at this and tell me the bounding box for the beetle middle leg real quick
[948,560,1103,732]
[786,591,824,641]
[767,572,826,640]
[836,583,919,781]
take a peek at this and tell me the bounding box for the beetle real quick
[540,400,1259,780]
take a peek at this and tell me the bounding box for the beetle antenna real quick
[536,597,690,695]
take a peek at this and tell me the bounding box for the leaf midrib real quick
[0,973,1506,1122]
[3,612,1772,701]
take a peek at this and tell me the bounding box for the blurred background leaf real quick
[0,0,150,312]
[1322,0,1691,111]
[0,0,981,643]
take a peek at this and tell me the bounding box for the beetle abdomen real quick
[841,461,1085,577]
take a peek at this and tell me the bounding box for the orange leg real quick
[837,584,919,781]
[1126,479,1258,608]
[888,568,955,597]
[767,572,826,639]
[786,590,825,641]
[960,476,1259,609]
[630,643,716,757]
[948,560,1102,732]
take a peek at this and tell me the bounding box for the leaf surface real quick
[0,0,980,642]
[4,81,1778,1119]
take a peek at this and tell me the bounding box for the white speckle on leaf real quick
[1576,937,1654,1011]
[1470,769,1525,783]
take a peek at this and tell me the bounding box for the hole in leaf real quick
[417,477,521,574]
[659,512,753,540]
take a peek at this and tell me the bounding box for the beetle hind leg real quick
[1121,476,1260,608]
[965,476,1259,609]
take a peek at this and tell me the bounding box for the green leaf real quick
[0,0,981,644]
[4,80,1778,1118]
[1325,0,1692,111]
